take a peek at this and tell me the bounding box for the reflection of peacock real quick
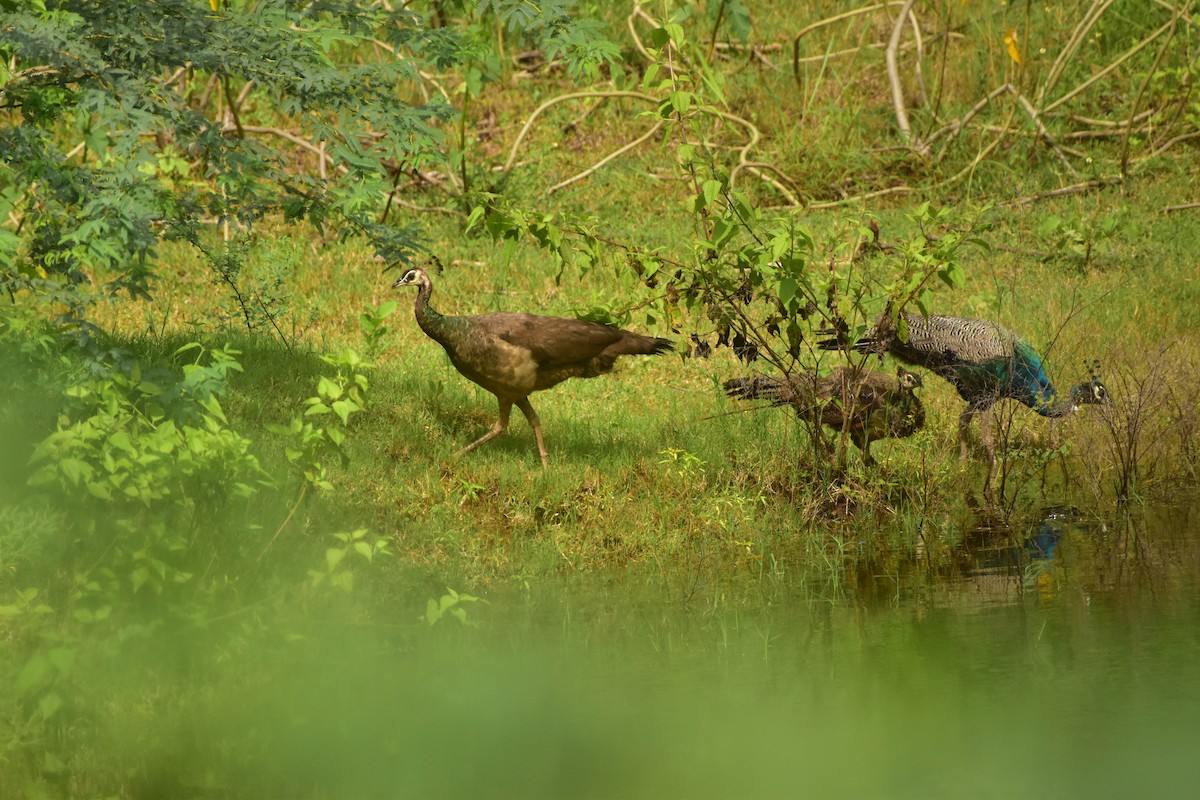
[393,266,673,466]
[723,366,926,465]
[819,312,1108,477]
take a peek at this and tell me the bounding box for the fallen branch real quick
[1041,0,1117,103]
[1043,17,1174,114]
[547,120,664,194]
[884,0,919,147]
[729,160,803,207]
[928,83,1012,161]
[803,184,915,210]
[1013,91,1078,177]
[502,90,658,175]
[1134,130,1200,167]
[791,2,912,92]
[1120,0,1190,178]
[1008,178,1122,207]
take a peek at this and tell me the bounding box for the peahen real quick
[818,312,1109,480]
[723,366,926,465]
[392,266,673,466]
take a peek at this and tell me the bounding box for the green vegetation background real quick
[2,1,1199,795]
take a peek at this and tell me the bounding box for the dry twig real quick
[884,0,920,150]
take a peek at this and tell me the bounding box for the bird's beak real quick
[391,276,406,289]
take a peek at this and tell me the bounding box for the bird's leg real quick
[515,398,548,467]
[852,431,875,467]
[957,407,976,462]
[980,407,997,499]
[456,398,512,457]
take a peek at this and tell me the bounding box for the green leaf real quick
[131,567,151,593]
[1037,215,1063,236]
[48,648,74,675]
[16,655,49,695]
[465,205,486,233]
[318,376,343,400]
[353,541,374,562]
[777,277,797,308]
[331,398,358,425]
[326,547,346,571]
[59,458,95,486]
[86,481,113,501]
[41,751,66,776]
[712,218,736,249]
[38,693,63,721]
[26,464,60,488]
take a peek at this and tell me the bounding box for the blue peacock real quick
[820,312,1109,482]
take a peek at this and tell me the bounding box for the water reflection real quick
[964,504,1097,586]
[851,503,1157,608]
[61,504,1198,799]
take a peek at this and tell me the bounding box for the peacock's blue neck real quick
[1010,341,1082,416]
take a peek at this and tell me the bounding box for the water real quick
[198,504,1200,799]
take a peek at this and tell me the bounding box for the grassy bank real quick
[73,171,1200,587]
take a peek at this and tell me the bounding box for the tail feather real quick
[723,375,796,405]
[608,334,674,357]
[648,337,675,355]
[817,335,876,352]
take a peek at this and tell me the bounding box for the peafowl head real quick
[1068,361,1110,409]
[391,267,429,289]
[897,368,924,391]
[1069,378,1110,408]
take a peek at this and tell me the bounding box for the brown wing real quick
[822,367,891,409]
[481,312,652,368]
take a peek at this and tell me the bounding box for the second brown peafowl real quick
[392,266,673,466]
[819,312,1109,482]
[724,366,926,465]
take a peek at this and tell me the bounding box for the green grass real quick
[5,3,1200,793]
[68,166,1200,584]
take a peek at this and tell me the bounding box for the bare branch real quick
[1013,91,1078,177]
[729,161,802,207]
[547,121,664,195]
[502,90,658,175]
[1136,130,1200,167]
[791,1,912,92]
[1120,1,1190,178]
[1041,0,1117,103]
[885,0,919,146]
[1008,178,1122,207]
[1043,18,1174,114]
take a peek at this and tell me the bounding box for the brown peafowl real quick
[723,366,926,465]
[818,312,1109,483]
[392,266,673,466]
